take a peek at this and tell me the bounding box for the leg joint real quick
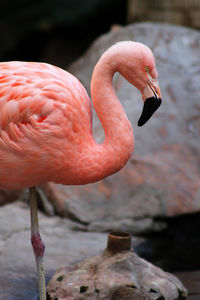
[31,233,45,258]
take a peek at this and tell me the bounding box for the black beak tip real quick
[138,97,162,127]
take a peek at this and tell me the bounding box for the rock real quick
[42,22,200,234]
[47,232,187,300]
[0,201,107,300]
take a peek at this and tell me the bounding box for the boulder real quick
[47,232,187,300]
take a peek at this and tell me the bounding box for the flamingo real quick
[0,41,161,300]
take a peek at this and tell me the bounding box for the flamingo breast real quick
[0,61,93,189]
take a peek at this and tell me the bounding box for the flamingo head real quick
[114,41,162,126]
[129,42,162,127]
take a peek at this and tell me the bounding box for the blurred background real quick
[1,0,200,67]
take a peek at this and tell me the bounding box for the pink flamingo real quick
[0,41,161,299]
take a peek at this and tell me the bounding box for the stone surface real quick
[0,201,107,300]
[42,22,200,234]
[47,248,187,300]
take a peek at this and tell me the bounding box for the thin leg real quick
[29,186,46,300]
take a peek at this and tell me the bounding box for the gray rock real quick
[47,239,187,300]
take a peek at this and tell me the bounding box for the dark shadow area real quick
[134,212,200,272]
[0,0,127,67]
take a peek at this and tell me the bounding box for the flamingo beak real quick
[138,80,162,127]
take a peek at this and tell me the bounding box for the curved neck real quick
[89,51,134,179]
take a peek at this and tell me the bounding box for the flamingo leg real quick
[29,186,46,300]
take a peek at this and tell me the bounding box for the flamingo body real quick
[0,62,95,189]
[0,41,161,190]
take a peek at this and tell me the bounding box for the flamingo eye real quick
[144,66,149,72]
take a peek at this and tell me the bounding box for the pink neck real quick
[86,51,134,181]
